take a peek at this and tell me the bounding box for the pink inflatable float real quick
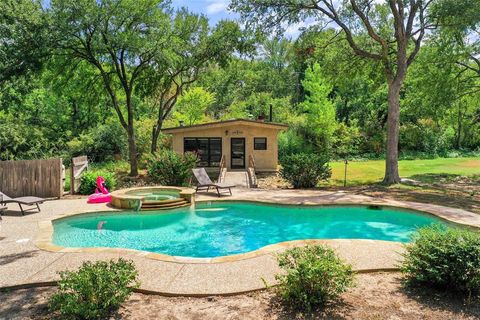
[87,176,112,204]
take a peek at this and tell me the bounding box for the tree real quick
[300,63,337,152]
[198,37,298,119]
[173,87,214,126]
[0,0,49,85]
[144,13,247,152]
[230,0,434,184]
[199,55,298,117]
[43,60,110,137]
[48,0,171,176]
[432,0,480,91]
[407,0,480,150]
[220,91,294,122]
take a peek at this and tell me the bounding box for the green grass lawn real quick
[329,157,480,185]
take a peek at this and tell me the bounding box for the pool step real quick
[141,202,191,211]
[140,198,190,211]
[141,198,188,208]
[142,198,187,205]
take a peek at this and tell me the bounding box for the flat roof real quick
[162,119,288,133]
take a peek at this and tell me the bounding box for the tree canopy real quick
[0,0,479,185]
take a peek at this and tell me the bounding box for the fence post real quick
[70,156,88,195]
[70,160,75,195]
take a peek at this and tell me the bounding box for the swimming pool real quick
[52,202,446,258]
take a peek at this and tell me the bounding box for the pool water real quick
[52,202,446,258]
[125,189,179,202]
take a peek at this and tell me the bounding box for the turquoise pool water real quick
[52,202,445,258]
[125,189,179,202]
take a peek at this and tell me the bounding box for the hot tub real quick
[110,187,195,210]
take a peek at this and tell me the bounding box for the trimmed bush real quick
[280,153,331,188]
[147,149,197,186]
[79,170,117,195]
[49,259,139,320]
[275,245,355,311]
[401,225,480,297]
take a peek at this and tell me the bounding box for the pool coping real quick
[110,186,196,209]
[110,186,196,198]
[34,198,480,264]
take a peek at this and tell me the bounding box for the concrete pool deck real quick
[1,188,479,295]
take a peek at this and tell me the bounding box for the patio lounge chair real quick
[192,168,234,197]
[0,192,44,215]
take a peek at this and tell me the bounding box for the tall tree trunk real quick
[151,126,160,153]
[455,104,462,149]
[151,117,163,153]
[71,100,78,135]
[126,93,138,176]
[383,80,402,184]
[127,127,138,176]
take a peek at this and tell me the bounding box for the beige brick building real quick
[162,119,287,172]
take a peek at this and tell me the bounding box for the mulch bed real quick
[1,273,479,320]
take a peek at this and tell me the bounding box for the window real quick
[184,138,222,167]
[254,137,267,150]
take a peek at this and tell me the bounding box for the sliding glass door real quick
[184,138,222,167]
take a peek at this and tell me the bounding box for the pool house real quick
[162,119,288,172]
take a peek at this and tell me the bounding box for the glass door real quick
[230,138,245,169]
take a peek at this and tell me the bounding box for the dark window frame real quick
[254,137,267,150]
[183,137,222,167]
[231,137,246,169]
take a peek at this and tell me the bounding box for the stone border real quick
[0,267,403,298]
[34,198,480,264]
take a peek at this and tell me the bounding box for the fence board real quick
[0,158,63,198]
[70,156,88,194]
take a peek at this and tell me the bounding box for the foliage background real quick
[0,0,479,173]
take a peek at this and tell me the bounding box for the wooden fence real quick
[0,158,64,198]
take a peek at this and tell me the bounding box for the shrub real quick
[79,170,117,195]
[49,259,139,320]
[275,245,355,311]
[147,149,197,186]
[401,225,480,297]
[280,153,331,188]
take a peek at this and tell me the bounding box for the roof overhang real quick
[162,119,288,134]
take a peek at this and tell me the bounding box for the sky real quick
[171,0,238,25]
[40,0,308,38]
[42,0,236,24]
[171,0,310,38]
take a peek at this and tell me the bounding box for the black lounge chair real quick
[0,192,44,215]
[192,168,234,197]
